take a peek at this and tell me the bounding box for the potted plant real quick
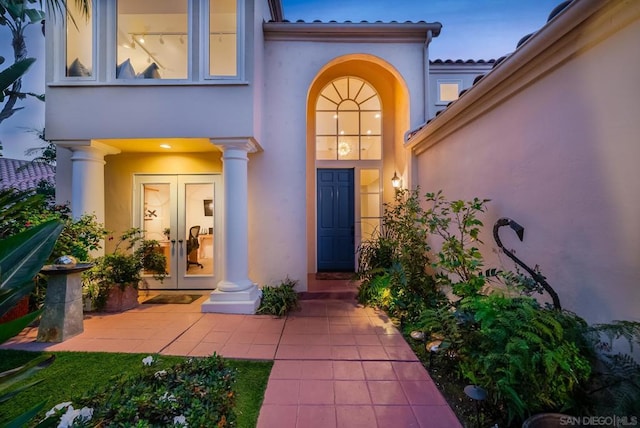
[84,228,167,312]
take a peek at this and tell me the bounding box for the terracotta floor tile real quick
[331,346,360,360]
[270,360,303,379]
[378,333,408,346]
[355,334,382,346]
[374,405,419,428]
[330,324,354,335]
[257,404,297,428]
[401,381,446,406]
[358,345,389,360]
[385,345,419,361]
[412,405,462,428]
[276,344,306,359]
[132,339,173,353]
[304,345,332,359]
[297,405,336,428]
[246,344,277,360]
[160,340,198,356]
[299,380,334,404]
[300,360,333,379]
[219,342,251,358]
[392,362,431,381]
[329,316,352,325]
[334,380,371,405]
[362,361,397,380]
[330,335,357,346]
[332,361,364,380]
[253,332,282,345]
[202,331,232,343]
[90,339,144,353]
[228,331,258,344]
[188,341,225,357]
[368,381,408,405]
[336,405,377,428]
[263,380,300,405]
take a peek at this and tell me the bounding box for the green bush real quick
[43,354,236,427]
[257,277,299,317]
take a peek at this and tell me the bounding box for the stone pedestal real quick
[37,264,92,343]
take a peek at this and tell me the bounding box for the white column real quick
[201,138,262,314]
[68,142,120,223]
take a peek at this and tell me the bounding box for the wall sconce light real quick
[391,172,401,189]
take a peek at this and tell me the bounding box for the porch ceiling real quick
[94,138,220,153]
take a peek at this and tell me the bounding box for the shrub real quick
[44,354,236,427]
[257,277,299,317]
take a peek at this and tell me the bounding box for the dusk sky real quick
[281,0,562,59]
[1,0,563,160]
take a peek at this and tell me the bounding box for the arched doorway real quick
[306,55,411,277]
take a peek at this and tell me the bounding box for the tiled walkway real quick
[2,295,461,428]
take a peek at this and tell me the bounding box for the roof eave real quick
[263,21,442,43]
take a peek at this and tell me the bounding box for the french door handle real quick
[178,239,184,249]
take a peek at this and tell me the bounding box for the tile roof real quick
[0,158,55,191]
[430,59,496,65]
[406,0,574,141]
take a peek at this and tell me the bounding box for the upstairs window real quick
[65,1,93,78]
[437,80,461,104]
[316,77,382,161]
[208,0,237,77]
[116,0,189,80]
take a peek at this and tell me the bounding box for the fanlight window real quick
[316,77,381,160]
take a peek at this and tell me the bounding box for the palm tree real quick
[0,0,91,126]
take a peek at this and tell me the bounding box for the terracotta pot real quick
[522,413,573,428]
[103,283,139,312]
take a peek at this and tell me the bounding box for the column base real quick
[201,285,262,314]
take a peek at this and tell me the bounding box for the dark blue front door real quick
[317,169,355,272]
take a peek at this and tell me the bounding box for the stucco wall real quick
[412,2,640,324]
[251,40,425,289]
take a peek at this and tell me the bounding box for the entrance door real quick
[317,169,355,272]
[133,174,222,289]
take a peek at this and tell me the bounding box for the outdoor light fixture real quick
[391,172,401,189]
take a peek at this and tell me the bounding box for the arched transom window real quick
[316,77,382,160]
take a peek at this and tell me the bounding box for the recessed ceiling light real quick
[160,144,171,149]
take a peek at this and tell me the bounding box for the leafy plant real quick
[424,190,492,299]
[42,354,236,427]
[357,189,441,322]
[257,277,299,316]
[84,228,167,311]
[0,217,63,426]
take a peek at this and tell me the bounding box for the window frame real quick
[54,0,245,85]
[201,0,243,81]
[436,79,462,105]
[61,0,98,82]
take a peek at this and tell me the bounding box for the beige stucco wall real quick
[411,1,640,324]
[253,38,424,289]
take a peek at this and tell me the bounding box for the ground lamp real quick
[464,385,487,428]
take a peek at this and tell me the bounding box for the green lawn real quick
[0,350,272,427]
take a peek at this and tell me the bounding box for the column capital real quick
[62,141,121,160]
[210,137,262,154]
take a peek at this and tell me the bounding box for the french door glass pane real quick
[184,183,214,276]
[143,183,171,275]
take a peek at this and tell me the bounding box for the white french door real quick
[133,174,222,289]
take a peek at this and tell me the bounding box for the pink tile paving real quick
[0,293,462,428]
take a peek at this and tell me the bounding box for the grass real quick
[0,350,272,427]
